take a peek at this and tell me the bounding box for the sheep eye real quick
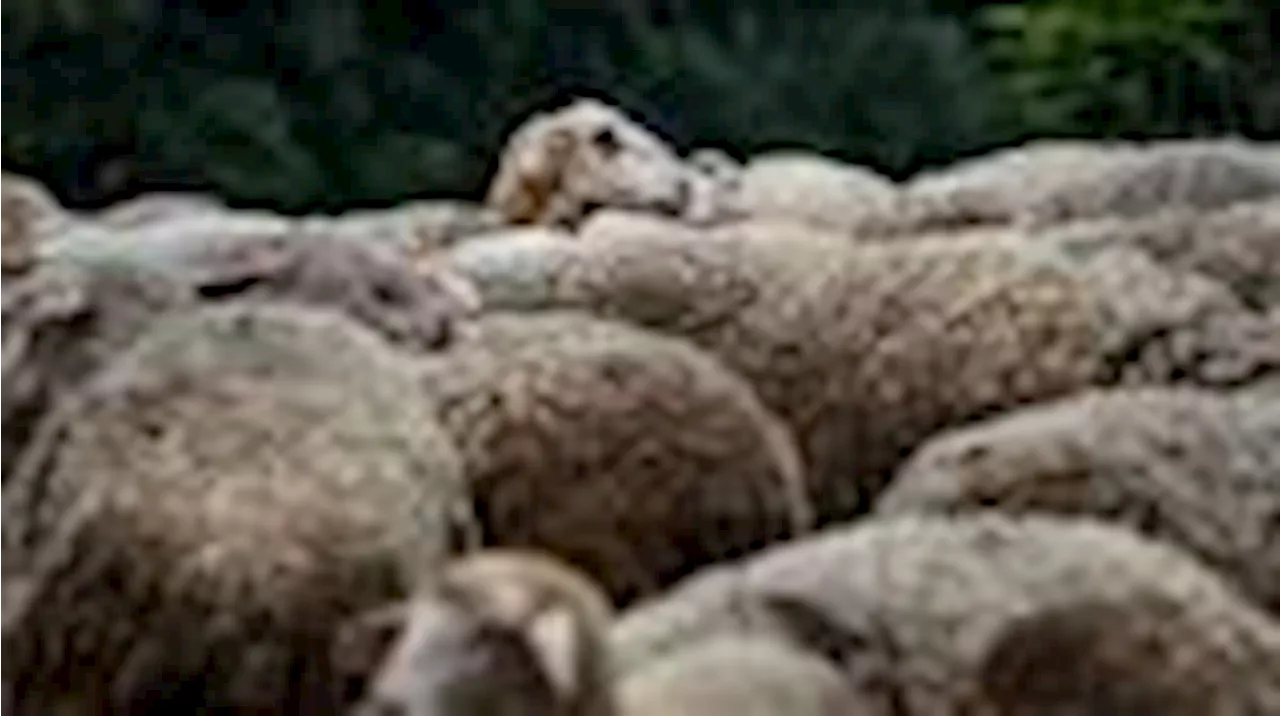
[591,127,620,155]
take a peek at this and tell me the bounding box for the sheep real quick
[879,138,1280,238]
[1042,197,1280,311]
[576,209,709,245]
[295,200,507,257]
[687,147,743,188]
[1062,245,1280,388]
[340,548,616,716]
[36,210,298,269]
[1,261,195,482]
[845,140,1144,238]
[964,592,1280,716]
[173,231,483,352]
[2,171,74,273]
[876,385,1280,613]
[441,226,1102,522]
[90,191,237,230]
[45,220,483,350]
[733,150,901,233]
[874,227,1280,387]
[608,513,1280,715]
[1014,138,1280,228]
[484,97,720,229]
[905,140,1139,210]
[3,302,473,715]
[414,310,814,604]
[344,549,868,716]
[2,233,481,480]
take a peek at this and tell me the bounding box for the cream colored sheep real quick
[38,210,297,269]
[609,513,1280,714]
[687,147,743,187]
[879,138,1280,238]
[484,97,720,229]
[1041,198,1280,311]
[734,150,900,232]
[1062,245,1280,388]
[296,200,507,257]
[615,635,871,716]
[1015,138,1280,228]
[2,171,74,273]
[441,226,1103,521]
[849,139,1144,237]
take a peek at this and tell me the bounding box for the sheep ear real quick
[487,127,578,225]
[542,127,577,162]
[524,603,586,697]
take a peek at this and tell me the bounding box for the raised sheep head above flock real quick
[485,98,730,229]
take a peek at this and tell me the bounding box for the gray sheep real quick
[3,302,472,715]
[608,513,1280,715]
[878,385,1280,613]
[1,261,194,481]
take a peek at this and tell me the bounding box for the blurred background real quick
[3,0,1277,213]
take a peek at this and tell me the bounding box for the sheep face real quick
[350,600,562,716]
[348,550,615,716]
[487,99,694,229]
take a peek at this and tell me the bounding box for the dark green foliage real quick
[2,0,1275,211]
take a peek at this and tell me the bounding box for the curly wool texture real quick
[966,592,1280,715]
[858,140,1144,237]
[890,226,1280,389]
[607,513,1280,715]
[442,227,1100,522]
[1016,140,1280,228]
[1,261,195,482]
[879,139,1280,238]
[3,303,471,715]
[416,310,813,605]
[1062,245,1280,387]
[878,386,1280,613]
[1043,198,1280,311]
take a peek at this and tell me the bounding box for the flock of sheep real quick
[3,95,1280,715]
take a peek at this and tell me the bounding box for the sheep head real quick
[485,98,700,230]
[342,549,616,716]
